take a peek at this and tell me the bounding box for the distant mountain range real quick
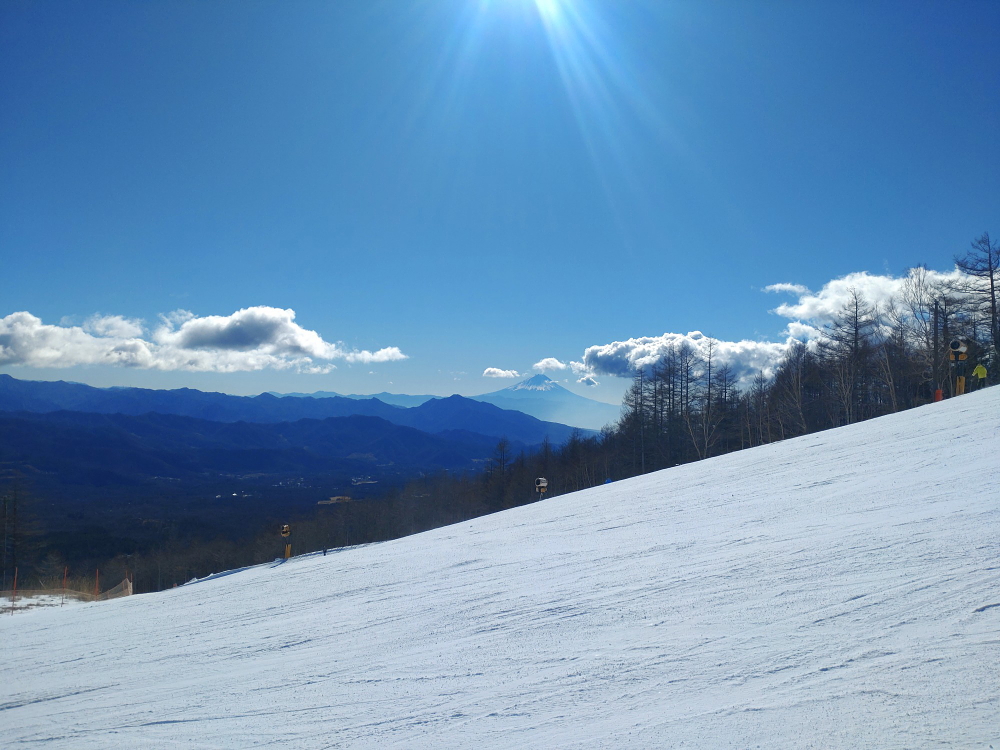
[267,390,437,409]
[264,374,621,431]
[0,374,586,446]
[472,375,621,431]
[0,373,605,559]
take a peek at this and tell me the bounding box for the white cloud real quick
[769,272,901,323]
[569,267,982,387]
[161,309,196,327]
[764,283,810,296]
[0,307,407,374]
[578,331,790,383]
[0,311,157,369]
[344,347,407,364]
[767,269,968,324]
[153,307,337,357]
[532,357,568,372]
[785,321,823,344]
[577,375,599,387]
[83,314,145,338]
[482,368,520,378]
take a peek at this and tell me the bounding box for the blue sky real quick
[1,0,997,404]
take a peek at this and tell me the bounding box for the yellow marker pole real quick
[956,351,967,395]
[280,524,291,559]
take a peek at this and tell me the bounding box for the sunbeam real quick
[528,0,699,238]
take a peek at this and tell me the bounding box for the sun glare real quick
[533,0,562,23]
[409,0,682,232]
[524,0,695,232]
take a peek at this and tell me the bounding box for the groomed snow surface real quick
[3,389,998,748]
[2,594,88,613]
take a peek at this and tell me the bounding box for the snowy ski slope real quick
[2,388,998,748]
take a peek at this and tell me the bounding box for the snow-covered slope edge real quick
[3,389,998,749]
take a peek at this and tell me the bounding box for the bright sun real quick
[533,0,563,22]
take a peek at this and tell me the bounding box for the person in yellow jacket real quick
[971,363,988,390]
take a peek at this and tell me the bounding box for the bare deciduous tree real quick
[955,232,999,372]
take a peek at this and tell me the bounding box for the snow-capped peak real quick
[507,374,558,392]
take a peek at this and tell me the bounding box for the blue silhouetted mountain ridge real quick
[267,390,437,409]
[0,374,584,446]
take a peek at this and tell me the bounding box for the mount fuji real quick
[473,374,621,431]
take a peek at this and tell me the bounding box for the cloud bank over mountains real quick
[1,268,977,386]
[0,307,407,373]
[545,267,972,385]
[531,357,599,386]
[574,332,789,383]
